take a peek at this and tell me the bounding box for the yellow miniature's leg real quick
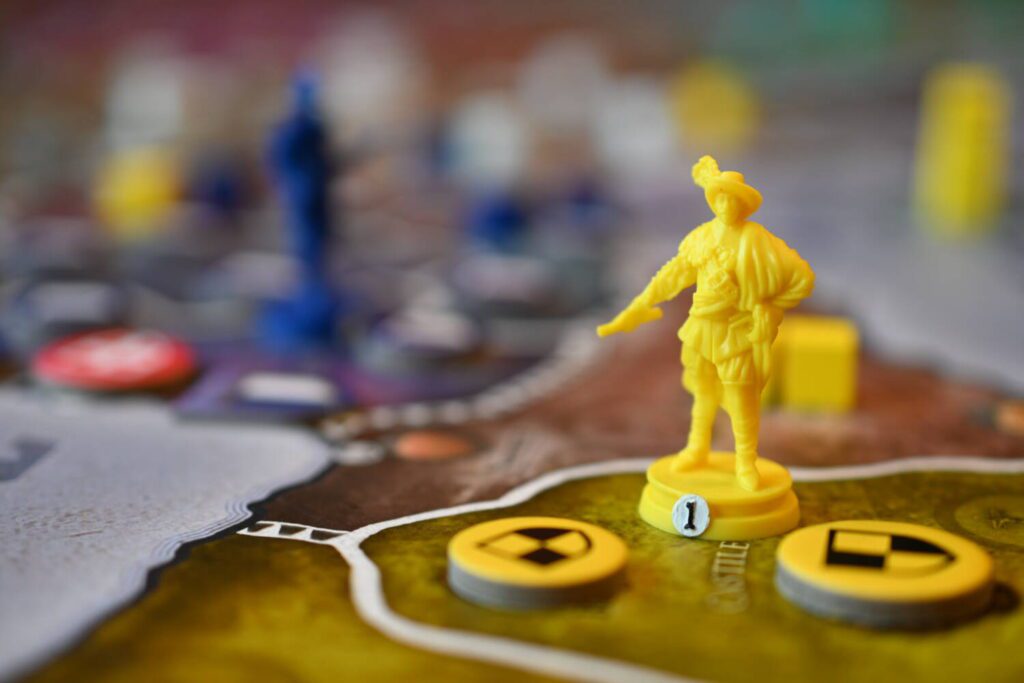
[671,346,721,472]
[722,381,761,491]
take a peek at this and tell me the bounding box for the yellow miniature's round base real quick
[639,452,800,540]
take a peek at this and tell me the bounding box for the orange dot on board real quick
[393,430,477,461]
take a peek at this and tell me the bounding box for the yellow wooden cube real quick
[771,315,858,413]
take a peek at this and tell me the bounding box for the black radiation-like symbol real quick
[825,528,956,577]
[478,527,593,567]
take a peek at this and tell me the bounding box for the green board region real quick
[27,534,547,683]
[364,470,1024,683]
[26,468,1024,682]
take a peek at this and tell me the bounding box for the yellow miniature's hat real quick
[691,155,762,216]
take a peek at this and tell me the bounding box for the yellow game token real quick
[447,516,628,609]
[913,63,1010,235]
[776,520,994,628]
[669,61,759,152]
[94,145,181,241]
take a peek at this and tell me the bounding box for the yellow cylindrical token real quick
[94,146,181,241]
[913,63,1011,234]
[776,520,994,628]
[669,61,759,152]
[447,516,627,609]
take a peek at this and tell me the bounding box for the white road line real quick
[336,460,678,683]
[339,544,687,683]
[321,320,605,443]
[251,455,1024,683]
[238,522,349,544]
[789,455,1024,480]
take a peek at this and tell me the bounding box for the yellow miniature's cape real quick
[675,221,812,386]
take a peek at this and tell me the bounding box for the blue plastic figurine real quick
[260,73,339,351]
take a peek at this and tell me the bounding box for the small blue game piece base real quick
[258,280,340,353]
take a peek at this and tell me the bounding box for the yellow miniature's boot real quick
[725,383,761,491]
[671,442,710,472]
[670,395,716,472]
[735,451,760,491]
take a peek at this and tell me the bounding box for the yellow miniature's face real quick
[712,193,744,225]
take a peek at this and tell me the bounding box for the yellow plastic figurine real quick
[598,155,814,539]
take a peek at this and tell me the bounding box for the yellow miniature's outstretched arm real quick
[597,251,696,337]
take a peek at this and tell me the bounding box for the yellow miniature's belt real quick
[690,290,738,318]
[688,307,741,321]
[689,306,733,319]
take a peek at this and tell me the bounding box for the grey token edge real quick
[774,563,995,629]
[448,562,626,610]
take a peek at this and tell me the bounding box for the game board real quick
[2,3,1023,681]
[15,297,1024,683]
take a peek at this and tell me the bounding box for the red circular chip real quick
[32,328,196,392]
